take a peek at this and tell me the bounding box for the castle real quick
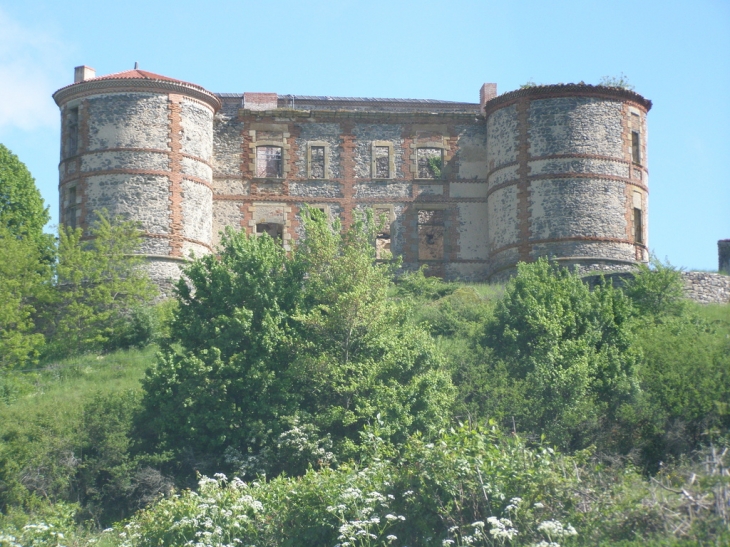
[53,65,653,288]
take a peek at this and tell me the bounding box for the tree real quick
[0,223,48,368]
[482,259,640,449]
[623,255,686,318]
[139,210,453,478]
[39,213,157,357]
[0,144,50,247]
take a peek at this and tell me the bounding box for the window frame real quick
[371,141,395,179]
[255,145,284,179]
[414,146,445,181]
[306,141,329,179]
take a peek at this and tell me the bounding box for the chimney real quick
[74,65,96,83]
[480,83,497,113]
[243,92,278,111]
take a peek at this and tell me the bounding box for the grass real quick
[0,346,156,408]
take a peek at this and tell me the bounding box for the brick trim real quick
[54,79,221,112]
[485,174,649,200]
[141,232,213,252]
[340,121,356,228]
[168,94,184,257]
[515,98,531,263]
[484,84,651,116]
[486,152,649,181]
[213,195,490,204]
[491,235,647,257]
[61,169,212,190]
[60,148,213,169]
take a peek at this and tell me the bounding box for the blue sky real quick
[0,0,728,270]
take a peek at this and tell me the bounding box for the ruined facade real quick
[53,66,653,287]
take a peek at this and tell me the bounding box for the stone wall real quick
[57,74,659,288]
[681,272,730,304]
[485,87,650,280]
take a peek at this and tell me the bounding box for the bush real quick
[481,259,640,450]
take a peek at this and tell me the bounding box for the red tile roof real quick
[90,69,186,84]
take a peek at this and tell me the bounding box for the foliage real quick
[481,259,641,449]
[623,255,686,318]
[427,156,442,179]
[598,72,635,90]
[624,309,730,468]
[0,347,159,529]
[0,224,48,369]
[139,209,453,479]
[0,144,50,249]
[96,426,729,546]
[395,267,457,301]
[38,213,157,358]
[519,80,538,89]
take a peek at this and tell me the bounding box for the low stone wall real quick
[681,271,730,304]
[581,269,730,305]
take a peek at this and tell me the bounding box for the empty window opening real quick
[633,208,643,244]
[376,232,391,259]
[309,146,325,179]
[67,107,79,157]
[256,146,283,178]
[374,146,390,178]
[374,207,392,259]
[65,186,77,229]
[256,222,283,241]
[417,148,443,179]
[631,131,641,164]
[417,209,445,260]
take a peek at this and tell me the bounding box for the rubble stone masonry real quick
[62,70,723,290]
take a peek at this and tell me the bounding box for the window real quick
[371,141,394,179]
[256,222,283,241]
[631,131,641,164]
[309,145,325,179]
[633,208,643,244]
[374,146,390,178]
[65,186,77,229]
[417,209,445,260]
[374,206,393,259]
[256,146,283,178]
[417,148,443,179]
[67,107,79,157]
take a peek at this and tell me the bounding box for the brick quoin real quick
[168,94,185,257]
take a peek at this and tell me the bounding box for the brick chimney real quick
[74,65,96,83]
[243,92,278,111]
[479,83,497,113]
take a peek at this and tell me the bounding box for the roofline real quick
[53,78,222,112]
[484,84,652,115]
[217,93,480,112]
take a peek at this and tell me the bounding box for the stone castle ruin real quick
[53,65,656,288]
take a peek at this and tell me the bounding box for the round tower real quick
[53,66,220,292]
[484,84,652,280]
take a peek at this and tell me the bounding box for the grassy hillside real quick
[1,264,729,545]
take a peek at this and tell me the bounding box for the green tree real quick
[39,213,156,357]
[623,255,686,318]
[0,144,51,248]
[294,209,453,457]
[0,224,48,368]
[482,259,640,449]
[140,210,452,478]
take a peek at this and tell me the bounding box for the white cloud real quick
[0,8,70,132]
